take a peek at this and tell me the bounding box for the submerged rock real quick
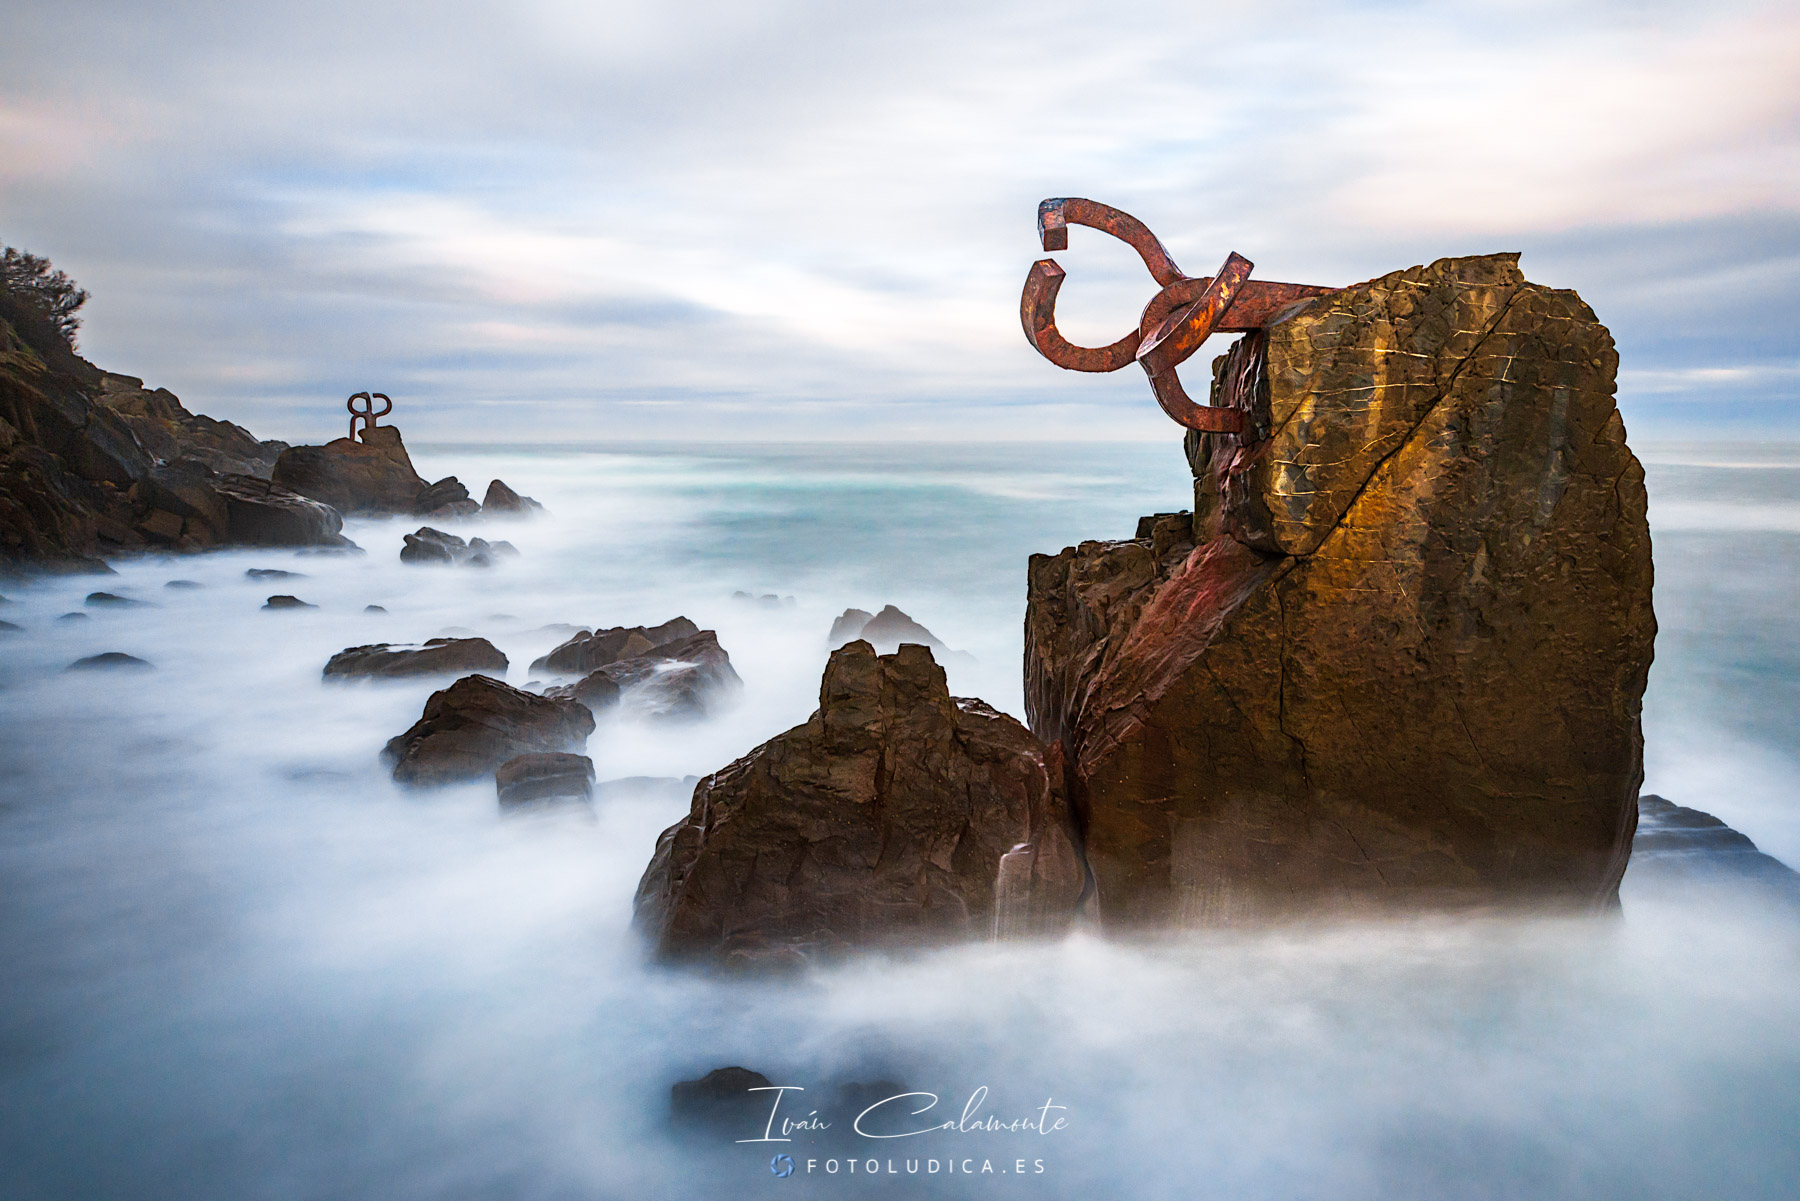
[271,426,428,516]
[633,641,1084,966]
[85,591,145,607]
[323,638,508,680]
[164,579,203,589]
[383,674,595,786]
[546,629,741,719]
[68,652,152,671]
[1024,253,1655,927]
[670,1067,774,1133]
[245,568,304,580]
[495,752,595,807]
[262,594,316,610]
[531,617,699,675]
[1626,795,1800,907]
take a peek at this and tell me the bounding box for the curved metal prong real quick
[1145,368,1245,434]
[1137,252,1254,379]
[1021,259,1142,373]
[1037,198,1185,287]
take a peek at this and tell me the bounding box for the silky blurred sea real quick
[0,436,1796,1201]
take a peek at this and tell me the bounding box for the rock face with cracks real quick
[1024,253,1655,928]
[634,641,1085,965]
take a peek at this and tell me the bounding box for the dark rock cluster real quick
[382,674,596,786]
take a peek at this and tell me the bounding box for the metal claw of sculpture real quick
[1020,198,1335,438]
[347,391,393,442]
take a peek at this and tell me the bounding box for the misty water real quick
[2,439,1797,1200]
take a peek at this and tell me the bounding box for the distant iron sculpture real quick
[1021,199,1335,437]
[346,391,392,442]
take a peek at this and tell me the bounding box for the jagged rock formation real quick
[531,617,699,675]
[271,426,429,516]
[0,292,349,567]
[544,628,740,719]
[382,674,595,786]
[413,476,479,519]
[96,373,287,478]
[1025,254,1655,927]
[323,637,508,680]
[398,526,517,566]
[634,641,1084,965]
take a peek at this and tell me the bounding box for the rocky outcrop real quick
[482,479,543,515]
[270,426,427,516]
[398,526,516,566]
[96,373,287,478]
[1024,254,1655,927]
[68,652,152,671]
[323,637,508,680]
[495,752,595,806]
[413,476,479,519]
[829,604,950,654]
[545,628,741,719]
[634,641,1085,965]
[531,617,699,675]
[0,292,348,567]
[383,674,595,786]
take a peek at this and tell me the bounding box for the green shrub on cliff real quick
[1,244,88,349]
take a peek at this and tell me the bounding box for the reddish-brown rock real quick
[383,674,595,786]
[634,641,1085,965]
[271,426,427,516]
[544,628,740,719]
[1025,254,1655,927]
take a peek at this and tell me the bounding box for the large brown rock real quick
[271,426,427,515]
[96,373,287,478]
[382,674,595,786]
[634,641,1085,965]
[1024,253,1655,928]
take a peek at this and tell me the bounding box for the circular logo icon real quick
[770,1153,795,1178]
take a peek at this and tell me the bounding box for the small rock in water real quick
[413,476,479,519]
[546,629,740,720]
[85,591,147,607]
[0,619,22,633]
[383,675,596,786]
[246,568,305,580]
[57,612,89,622]
[399,526,508,567]
[364,604,388,614]
[263,595,316,610]
[164,579,204,590]
[480,479,544,516]
[68,652,153,671]
[532,617,698,675]
[670,1067,774,1133]
[496,752,595,807]
[324,638,508,680]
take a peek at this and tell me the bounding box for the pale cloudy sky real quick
[2,0,1796,443]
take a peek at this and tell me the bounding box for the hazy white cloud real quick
[1,0,1796,441]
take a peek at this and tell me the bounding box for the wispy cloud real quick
[2,0,1796,441]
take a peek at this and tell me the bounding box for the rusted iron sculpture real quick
[1021,199,1335,437]
[346,391,392,442]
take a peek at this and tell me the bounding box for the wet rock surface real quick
[545,629,740,719]
[634,641,1084,966]
[1627,795,1800,907]
[399,527,517,567]
[262,595,316,610]
[495,752,595,807]
[1025,254,1656,927]
[383,674,595,786]
[531,617,699,675]
[323,637,508,680]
